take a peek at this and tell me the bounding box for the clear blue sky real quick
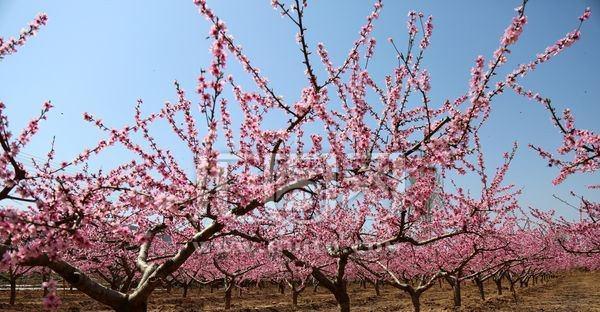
[1,1,598,218]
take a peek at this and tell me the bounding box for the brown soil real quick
[0,271,598,311]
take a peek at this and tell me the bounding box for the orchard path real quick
[0,271,599,311]
[468,271,600,312]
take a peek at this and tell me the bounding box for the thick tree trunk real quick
[334,287,350,312]
[409,292,421,312]
[337,300,350,312]
[452,280,461,307]
[116,301,148,312]
[9,280,16,305]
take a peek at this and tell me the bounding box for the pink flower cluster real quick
[0,13,48,59]
[42,280,62,311]
[500,15,527,47]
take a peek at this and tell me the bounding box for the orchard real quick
[0,1,598,311]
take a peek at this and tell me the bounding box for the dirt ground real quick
[0,271,598,311]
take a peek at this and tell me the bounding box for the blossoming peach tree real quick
[0,1,596,312]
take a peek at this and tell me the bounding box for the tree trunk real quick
[409,292,421,312]
[495,278,502,295]
[183,283,189,298]
[475,279,485,300]
[120,274,134,293]
[224,286,232,310]
[452,280,461,307]
[374,281,380,296]
[279,281,285,294]
[110,281,119,291]
[9,280,16,305]
[42,271,49,297]
[116,300,148,312]
[334,287,350,312]
[292,290,299,307]
[509,281,517,301]
[337,300,350,312]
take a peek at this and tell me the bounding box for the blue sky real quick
[0,1,598,218]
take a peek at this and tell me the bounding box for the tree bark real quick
[334,286,350,312]
[508,279,517,301]
[495,278,502,295]
[410,292,421,312]
[224,285,232,310]
[292,290,299,307]
[9,279,16,305]
[116,301,148,312]
[374,281,380,296]
[42,271,49,297]
[475,279,485,300]
[183,283,189,298]
[279,281,285,294]
[452,280,461,307]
